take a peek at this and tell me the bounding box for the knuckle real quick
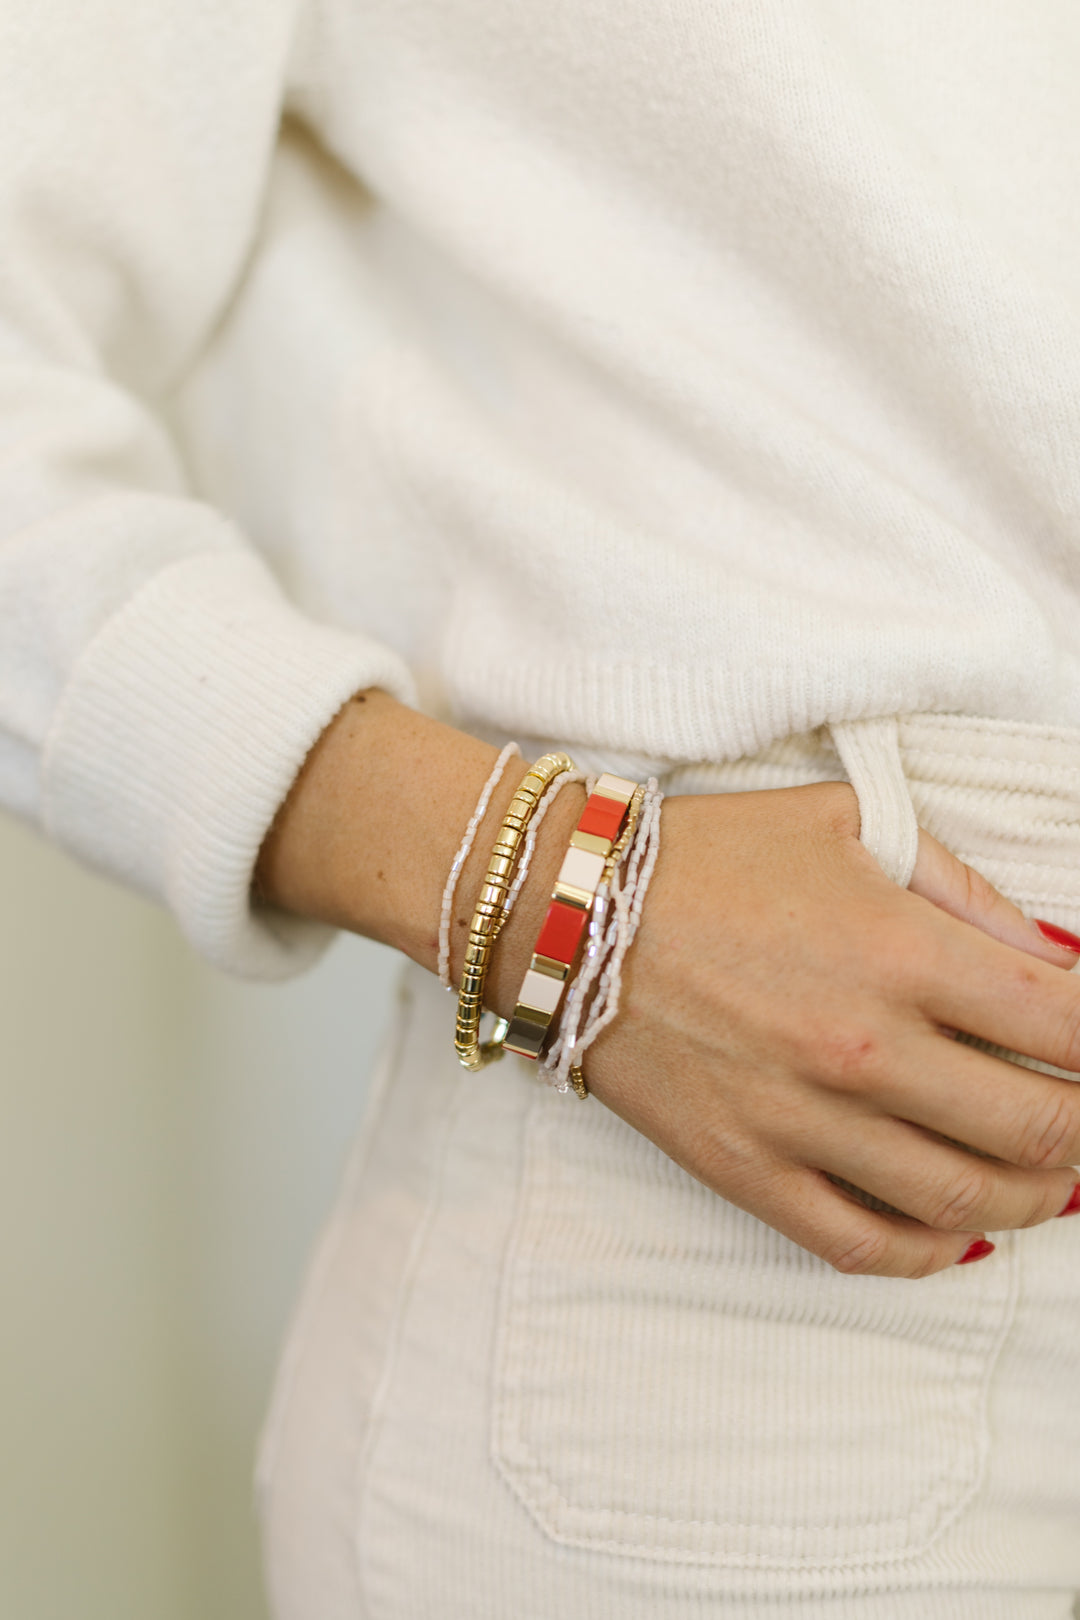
[808,1024,887,1094]
[1014,1090,1079,1170]
[824,1226,889,1276]
[925,1165,991,1231]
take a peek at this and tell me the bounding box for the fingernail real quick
[1056,1183,1080,1218]
[957,1238,996,1265]
[1034,919,1080,954]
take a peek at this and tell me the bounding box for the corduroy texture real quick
[256,715,1080,1617]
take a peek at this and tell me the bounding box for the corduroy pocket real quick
[492,1089,1016,1572]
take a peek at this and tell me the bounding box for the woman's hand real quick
[579,783,1080,1278]
[257,694,1080,1279]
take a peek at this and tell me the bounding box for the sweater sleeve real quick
[0,2,415,978]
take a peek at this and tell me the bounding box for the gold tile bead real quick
[569,829,611,857]
[531,953,570,982]
[552,879,593,910]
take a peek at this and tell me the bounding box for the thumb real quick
[910,829,1080,969]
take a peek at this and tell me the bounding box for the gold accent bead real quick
[569,829,612,857]
[552,879,594,910]
[531,953,570,982]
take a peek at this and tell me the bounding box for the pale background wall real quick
[0,809,400,1620]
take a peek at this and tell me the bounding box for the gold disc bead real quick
[453,752,576,1071]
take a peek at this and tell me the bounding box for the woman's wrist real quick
[256,689,498,964]
[254,688,585,1009]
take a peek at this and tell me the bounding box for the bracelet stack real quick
[446,746,663,1092]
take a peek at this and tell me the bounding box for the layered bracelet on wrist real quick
[502,772,641,1060]
[444,745,663,1092]
[453,751,575,1071]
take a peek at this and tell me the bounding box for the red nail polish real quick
[957,1238,995,1265]
[1035,919,1080,953]
[1056,1184,1080,1218]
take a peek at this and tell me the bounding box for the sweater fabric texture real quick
[3,1,1080,974]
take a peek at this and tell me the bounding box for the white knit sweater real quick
[4,2,1080,977]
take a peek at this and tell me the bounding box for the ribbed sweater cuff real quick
[40,548,417,979]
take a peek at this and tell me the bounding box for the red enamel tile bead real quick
[577,793,627,843]
[534,898,589,964]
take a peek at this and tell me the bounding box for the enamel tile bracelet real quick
[541,776,663,1096]
[503,772,642,1060]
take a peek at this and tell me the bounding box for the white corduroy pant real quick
[256,715,1080,1618]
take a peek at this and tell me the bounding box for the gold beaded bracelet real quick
[454,751,575,1071]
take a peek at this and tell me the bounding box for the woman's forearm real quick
[253,689,585,1012]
